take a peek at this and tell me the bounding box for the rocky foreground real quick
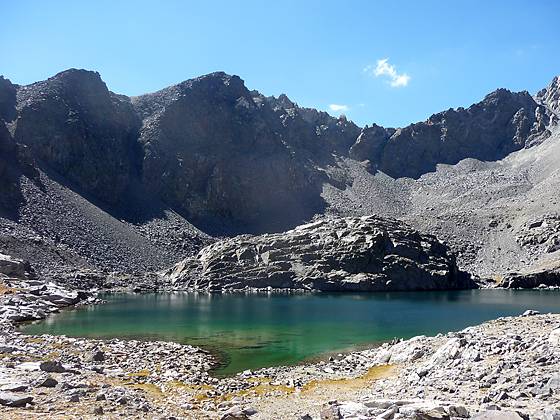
[165,216,475,292]
[1,255,560,419]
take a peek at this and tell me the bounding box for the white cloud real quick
[365,58,410,88]
[329,104,349,112]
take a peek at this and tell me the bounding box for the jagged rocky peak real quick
[12,68,141,205]
[536,75,560,118]
[349,123,395,164]
[165,215,475,292]
[15,69,112,109]
[349,87,551,179]
[133,71,324,234]
[132,72,264,124]
[265,93,296,111]
[0,76,17,123]
[264,92,361,154]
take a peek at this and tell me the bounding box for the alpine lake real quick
[20,289,560,376]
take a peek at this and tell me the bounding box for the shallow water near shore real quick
[20,289,560,376]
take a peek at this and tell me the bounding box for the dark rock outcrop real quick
[165,215,475,292]
[0,117,38,217]
[13,69,141,205]
[132,73,326,233]
[0,253,34,279]
[265,93,361,156]
[350,89,551,178]
[0,76,17,123]
[349,123,395,167]
[498,267,560,289]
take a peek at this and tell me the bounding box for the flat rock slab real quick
[0,391,33,407]
[472,411,524,420]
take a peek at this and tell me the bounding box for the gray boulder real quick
[472,411,524,420]
[39,360,66,373]
[165,215,475,292]
[35,375,58,388]
[0,253,33,279]
[0,392,33,407]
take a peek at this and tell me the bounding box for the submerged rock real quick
[165,215,475,292]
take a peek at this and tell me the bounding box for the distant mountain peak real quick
[537,75,560,117]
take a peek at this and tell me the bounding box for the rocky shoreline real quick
[1,255,560,419]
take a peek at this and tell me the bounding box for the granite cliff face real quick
[165,216,475,292]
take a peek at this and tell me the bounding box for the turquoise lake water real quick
[20,290,560,376]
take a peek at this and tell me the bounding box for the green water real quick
[21,290,560,376]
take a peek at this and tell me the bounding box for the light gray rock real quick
[549,328,560,346]
[546,373,560,391]
[165,216,475,292]
[0,391,33,407]
[337,401,369,418]
[540,408,560,420]
[472,411,524,420]
[522,309,540,316]
[0,383,28,392]
[221,405,250,420]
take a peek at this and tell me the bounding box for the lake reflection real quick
[21,289,560,376]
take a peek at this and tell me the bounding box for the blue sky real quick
[2,0,559,127]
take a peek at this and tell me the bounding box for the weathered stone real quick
[39,360,66,373]
[0,383,28,392]
[337,401,369,418]
[522,309,540,316]
[165,216,474,292]
[0,253,33,279]
[472,411,524,420]
[35,375,58,388]
[221,405,249,420]
[320,402,341,420]
[550,328,560,346]
[0,392,33,407]
[540,408,560,420]
[88,349,105,362]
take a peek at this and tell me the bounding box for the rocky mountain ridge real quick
[0,68,559,283]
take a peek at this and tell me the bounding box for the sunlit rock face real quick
[165,215,475,292]
[350,89,552,179]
